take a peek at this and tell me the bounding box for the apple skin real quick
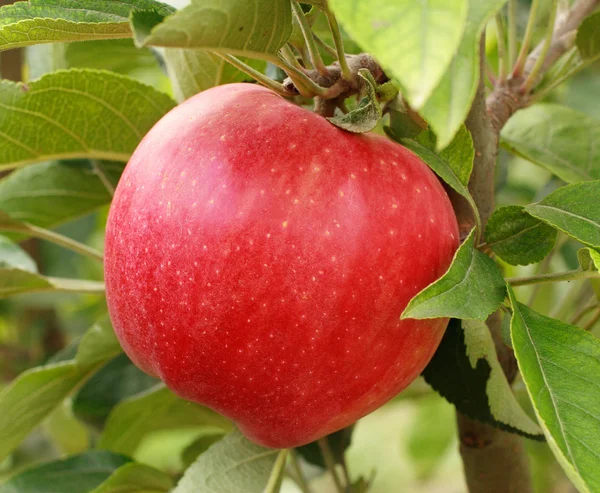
[105,83,459,448]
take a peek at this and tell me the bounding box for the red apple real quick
[104,83,459,448]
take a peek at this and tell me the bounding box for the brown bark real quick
[455,1,600,487]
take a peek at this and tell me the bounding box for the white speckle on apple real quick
[282,221,288,228]
[392,204,398,209]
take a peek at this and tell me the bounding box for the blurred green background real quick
[0,0,597,491]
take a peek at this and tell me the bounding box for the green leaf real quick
[328,69,381,133]
[329,0,468,109]
[420,0,507,149]
[501,104,600,184]
[0,69,175,171]
[89,463,173,493]
[0,319,124,461]
[508,287,600,492]
[485,205,557,265]
[400,130,477,223]
[419,125,474,185]
[0,0,174,52]
[25,43,68,80]
[525,181,600,249]
[0,361,90,462]
[576,11,600,61]
[406,395,457,478]
[577,248,600,300]
[73,354,158,428]
[161,49,266,102]
[99,385,231,456]
[0,237,102,298]
[181,432,227,469]
[130,0,292,57]
[423,319,542,439]
[0,451,131,493]
[296,426,354,468]
[173,430,280,493]
[384,107,423,141]
[0,160,121,234]
[0,233,36,271]
[578,247,600,272]
[0,236,105,297]
[43,400,90,455]
[402,229,506,320]
[75,316,122,367]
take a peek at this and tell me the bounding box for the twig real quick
[495,13,508,81]
[527,234,567,306]
[292,1,328,76]
[281,44,305,70]
[583,307,600,331]
[21,224,104,262]
[571,300,599,325]
[521,0,559,93]
[212,53,295,97]
[513,0,541,76]
[508,0,518,68]
[317,437,345,493]
[267,53,330,97]
[323,5,353,81]
[289,451,312,493]
[508,269,600,287]
[313,32,338,58]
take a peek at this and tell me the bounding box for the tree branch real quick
[488,0,600,132]
[458,37,533,493]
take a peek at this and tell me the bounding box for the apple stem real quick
[292,1,329,77]
[317,437,346,493]
[211,53,296,98]
[290,450,313,493]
